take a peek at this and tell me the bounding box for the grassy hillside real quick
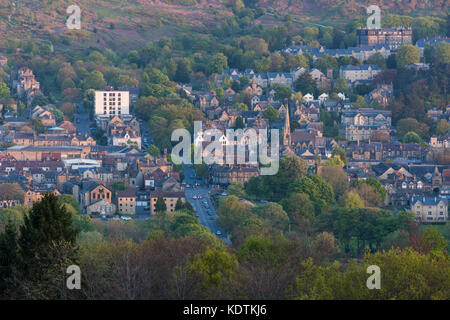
[0,0,447,51]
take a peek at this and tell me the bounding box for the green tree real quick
[252,202,289,231]
[0,82,10,99]
[14,193,78,299]
[59,102,75,119]
[0,183,25,201]
[84,71,106,90]
[155,196,167,213]
[174,59,192,83]
[30,94,48,107]
[435,119,449,135]
[396,44,420,68]
[319,166,348,201]
[403,131,422,144]
[146,144,160,157]
[32,119,45,134]
[227,182,245,197]
[217,195,252,233]
[208,53,228,75]
[111,181,126,193]
[397,118,429,139]
[263,105,280,124]
[294,72,317,95]
[281,192,315,223]
[344,192,364,209]
[189,247,238,299]
[366,53,387,69]
[234,116,245,129]
[58,194,81,214]
[175,198,185,211]
[0,220,18,296]
[290,175,334,215]
[325,155,344,168]
[436,42,450,64]
[272,84,292,101]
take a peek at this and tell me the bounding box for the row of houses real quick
[283,44,392,61]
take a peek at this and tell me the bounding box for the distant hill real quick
[0,0,447,48]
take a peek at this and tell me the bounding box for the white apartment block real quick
[95,91,130,116]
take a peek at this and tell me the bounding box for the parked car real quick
[216,230,222,236]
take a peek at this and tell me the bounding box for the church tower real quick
[282,103,291,147]
[432,166,442,187]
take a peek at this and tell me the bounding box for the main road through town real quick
[183,164,230,244]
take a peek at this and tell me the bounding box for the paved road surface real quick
[74,103,91,136]
[183,165,230,244]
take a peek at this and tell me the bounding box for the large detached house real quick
[340,108,392,141]
[411,196,448,222]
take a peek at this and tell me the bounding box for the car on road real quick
[192,195,197,199]
[216,230,222,236]
[186,184,190,188]
[198,195,202,199]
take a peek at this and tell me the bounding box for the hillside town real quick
[0,29,449,225]
[0,0,449,302]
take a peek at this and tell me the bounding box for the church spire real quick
[282,102,291,147]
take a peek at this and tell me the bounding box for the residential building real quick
[209,164,259,185]
[339,64,382,84]
[24,188,60,206]
[430,135,449,149]
[6,145,90,161]
[411,196,448,222]
[340,109,392,141]
[75,181,114,214]
[416,37,450,56]
[0,55,7,67]
[149,190,185,214]
[94,90,130,116]
[117,189,137,215]
[356,27,412,50]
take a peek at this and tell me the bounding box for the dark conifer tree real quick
[155,196,167,213]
